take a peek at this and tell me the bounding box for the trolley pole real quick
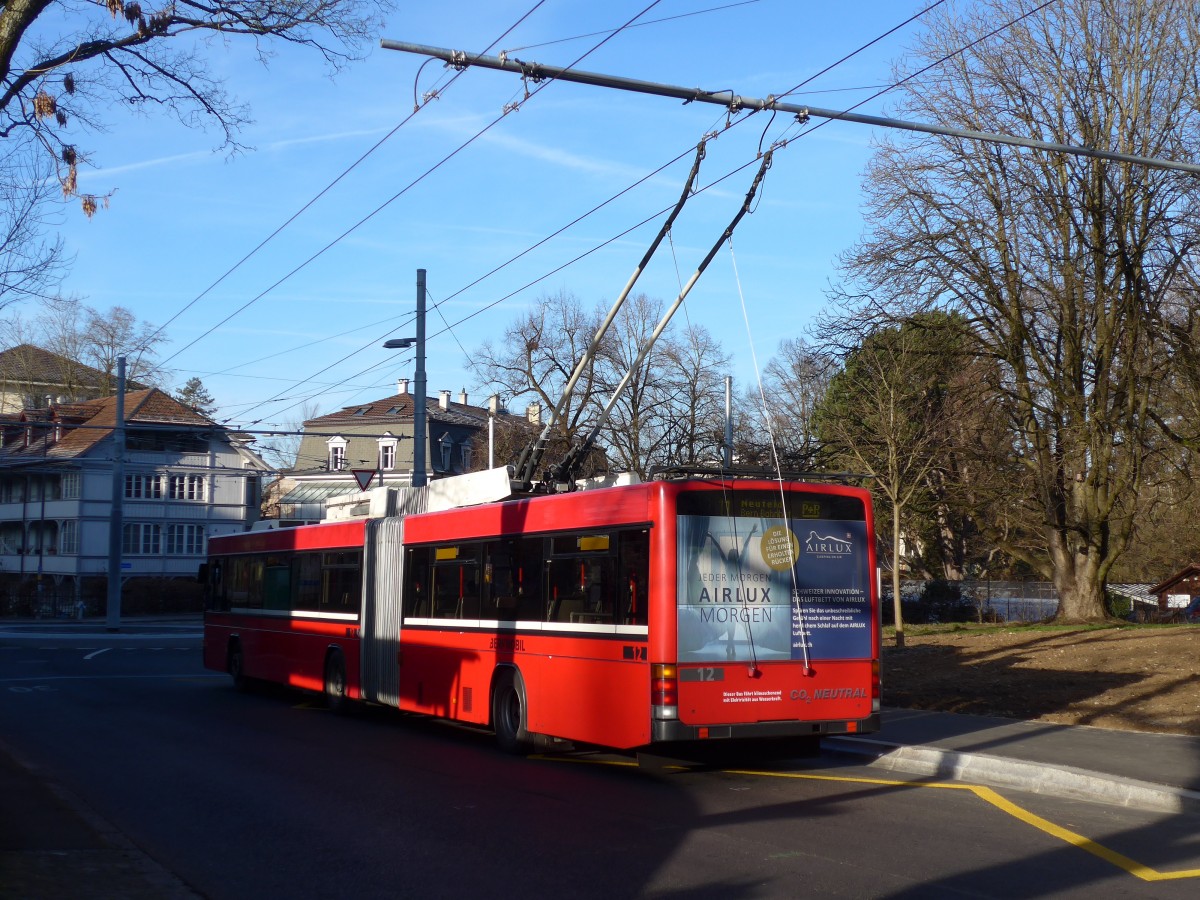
[723,376,733,468]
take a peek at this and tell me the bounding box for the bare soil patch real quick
[882,625,1200,736]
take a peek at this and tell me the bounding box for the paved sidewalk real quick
[0,742,199,899]
[829,707,1200,814]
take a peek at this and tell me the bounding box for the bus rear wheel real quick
[324,650,351,715]
[492,669,533,755]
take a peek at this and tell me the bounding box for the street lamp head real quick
[383,337,416,350]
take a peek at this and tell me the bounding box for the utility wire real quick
[219,1,974,427]
[150,1,552,365]
[500,0,760,54]
[225,0,672,429]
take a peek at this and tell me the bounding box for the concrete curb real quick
[826,736,1200,815]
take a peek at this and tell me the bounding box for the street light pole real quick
[384,270,427,488]
[106,357,125,632]
[413,270,427,488]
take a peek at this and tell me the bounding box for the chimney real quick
[439,390,451,410]
[397,378,409,394]
[458,388,468,406]
[487,394,500,416]
[526,401,541,426]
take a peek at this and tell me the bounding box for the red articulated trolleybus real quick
[203,470,881,753]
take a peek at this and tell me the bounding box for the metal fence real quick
[883,578,1061,623]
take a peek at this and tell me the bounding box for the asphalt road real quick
[3,635,1199,898]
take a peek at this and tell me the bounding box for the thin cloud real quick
[75,127,394,181]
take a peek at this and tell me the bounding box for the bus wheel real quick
[228,641,249,692]
[492,669,532,755]
[324,650,351,715]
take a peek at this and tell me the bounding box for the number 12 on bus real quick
[202,477,881,753]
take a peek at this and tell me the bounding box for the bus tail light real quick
[871,659,881,713]
[651,664,678,720]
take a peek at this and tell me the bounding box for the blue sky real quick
[30,1,930,430]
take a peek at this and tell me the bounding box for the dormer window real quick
[327,436,348,471]
[378,432,398,471]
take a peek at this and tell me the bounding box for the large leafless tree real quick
[833,0,1200,622]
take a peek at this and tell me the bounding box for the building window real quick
[60,473,81,500]
[438,433,453,472]
[122,523,161,555]
[125,474,163,500]
[59,521,78,555]
[378,431,398,471]
[461,442,473,471]
[169,475,205,501]
[327,437,347,471]
[166,524,206,555]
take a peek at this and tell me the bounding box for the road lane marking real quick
[726,768,1200,883]
[542,756,1200,882]
[84,648,111,660]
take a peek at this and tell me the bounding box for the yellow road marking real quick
[541,756,1200,882]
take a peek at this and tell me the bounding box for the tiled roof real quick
[305,392,493,429]
[0,388,219,461]
[0,344,147,392]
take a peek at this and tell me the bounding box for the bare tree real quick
[653,323,729,470]
[81,303,167,390]
[833,0,1200,622]
[736,338,835,470]
[0,0,391,299]
[0,134,63,309]
[472,290,606,451]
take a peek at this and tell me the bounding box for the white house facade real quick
[0,389,270,616]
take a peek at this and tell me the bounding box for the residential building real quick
[0,343,145,413]
[273,383,511,524]
[0,389,270,615]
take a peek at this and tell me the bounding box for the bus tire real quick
[228,640,249,692]
[324,650,351,715]
[492,668,532,755]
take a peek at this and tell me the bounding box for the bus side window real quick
[430,557,480,619]
[514,536,544,622]
[545,557,613,623]
[458,560,481,619]
[292,553,322,612]
[486,542,519,620]
[620,530,650,626]
[403,548,429,618]
[322,551,362,613]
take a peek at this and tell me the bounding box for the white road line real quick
[84,648,112,660]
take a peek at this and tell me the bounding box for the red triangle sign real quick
[351,469,375,491]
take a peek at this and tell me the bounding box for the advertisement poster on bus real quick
[676,514,872,663]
